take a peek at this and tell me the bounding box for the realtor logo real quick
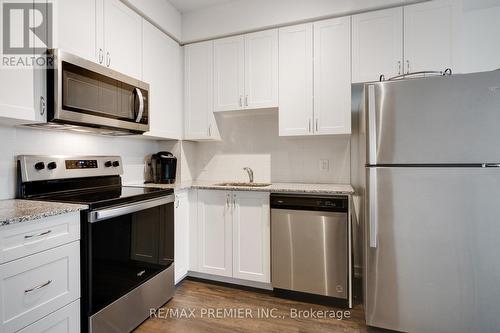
[2,2,52,55]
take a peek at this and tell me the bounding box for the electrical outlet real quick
[319,159,330,171]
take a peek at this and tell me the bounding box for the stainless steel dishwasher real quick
[271,194,352,306]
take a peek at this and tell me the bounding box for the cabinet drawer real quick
[0,242,80,333]
[0,212,80,264]
[17,300,80,333]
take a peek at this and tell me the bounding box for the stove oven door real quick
[83,195,175,332]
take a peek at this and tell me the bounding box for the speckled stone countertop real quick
[0,200,88,227]
[129,181,354,195]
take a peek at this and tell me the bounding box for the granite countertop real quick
[131,181,354,195]
[0,200,88,227]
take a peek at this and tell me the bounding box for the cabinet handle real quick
[226,194,230,208]
[308,119,312,133]
[208,124,212,137]
[239,96,243,108]
[39,96,46,116]
[24,230,51,239]
[25,280,52,294]
[315,119,319,132]
[98,48,104,64]
[406,60,410,74]
[397,61,402,75]
[233,195,236,209]
[106,52,111,67]
[175,195,179,208]
[245,95,248,107]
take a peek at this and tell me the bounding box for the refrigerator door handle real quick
[369,168,378,248]
[368,85,377,165]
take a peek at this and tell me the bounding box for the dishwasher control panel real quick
[270,194,348,212]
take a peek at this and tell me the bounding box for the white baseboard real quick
[187,271,273,291]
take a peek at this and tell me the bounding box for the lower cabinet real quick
[174,190,190,284]
[194,190,270,283]
[17,300,80,333]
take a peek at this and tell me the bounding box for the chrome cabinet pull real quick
[25,280,52,293]
[308,119,311,133]
[239,96,243,107]
[233,194,236,209]
[397,61,402,75]
[226,194,230,208]
[39,96,46,116]
[175,195,179,208]
[208,124,212,137]
[106,52,111,67]
[98,48,104,64]
[406,60,410,74]
[315,119,319,132]
[24,230,51,239]
[245,95,248,107]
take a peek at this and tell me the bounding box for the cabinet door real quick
[244,30,278,109]
[278,24,314,136]
[197,190,232,277]
[232,192,270,283]
[174,191,190,284]
[213,36,245,112]
[404,0,462,73]
[313,17,351,135]
[143,20,182,139]
[53,0,96,62]
[184,41,214,140]
[103,0,142,79]
[352,7,403,82]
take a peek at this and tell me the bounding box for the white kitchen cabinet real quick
[99,0,143,79]
[184,41,220,140]
[278,24,314,136]
[279,20,351,137]
[313,17,351,135]
[174,190,190,284]
[244,30,279,109]
[194,190,270,283]
[404,0,462,73]
[213,36,245,111]
[17,300,80,333]
[213,30,278,112]
[143,20,183,140]
[352,7,404,83]
[53,0,97,61]
[232,191,270,283]
[197,190,232,277]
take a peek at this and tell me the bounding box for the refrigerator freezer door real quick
[367,71,500,165]
[365,167,500,332]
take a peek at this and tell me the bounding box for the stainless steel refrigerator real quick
[351,70,500,333]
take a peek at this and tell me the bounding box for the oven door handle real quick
[89,195,174,223]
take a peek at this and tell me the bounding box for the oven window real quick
[90,203,174,314]
[61,62,148,124]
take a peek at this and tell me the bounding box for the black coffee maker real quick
[150,151,177,184]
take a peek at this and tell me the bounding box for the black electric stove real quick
[17,155,175,333]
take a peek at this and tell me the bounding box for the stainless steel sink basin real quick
[215,182,271,187]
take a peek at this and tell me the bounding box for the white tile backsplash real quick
[190,112,351,184]
[0,125,163,200]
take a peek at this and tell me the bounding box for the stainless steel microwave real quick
[46,49,149,134]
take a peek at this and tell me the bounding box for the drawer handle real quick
[24,230,51,239]
[24,230,52,239]
[137,270,146,277]
[25,280,52,293]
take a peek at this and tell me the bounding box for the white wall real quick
[186,112,351,184]
[124,0,182,41]
[0,126,165,200]
[181,0,425,43]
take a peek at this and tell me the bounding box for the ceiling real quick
[169,0,236,13]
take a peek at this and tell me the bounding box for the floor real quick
[135,279,381,333]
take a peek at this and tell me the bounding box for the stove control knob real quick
[112,161,120,167]
[34,162,45,170]
[104,161,113,168]
[47,162,57,170]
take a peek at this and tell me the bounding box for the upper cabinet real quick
[352,0,461,83]
[213,30,278,112]
[98,0,143,79]
[352,7,403,83]
[184,41,220,141]
[404,0,462,74]
[279,18,351,137]
[143,20,183,140]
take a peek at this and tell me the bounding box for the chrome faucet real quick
[243,167,254,183]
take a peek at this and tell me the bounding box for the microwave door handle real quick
[134,88,145,123]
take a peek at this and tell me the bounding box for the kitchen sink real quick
[215,182,271,187]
